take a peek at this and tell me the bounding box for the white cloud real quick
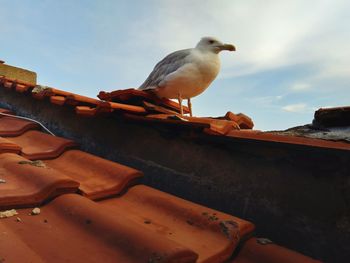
[251,95,284,107]
[282,103,311,113]
[127,0,350,82]
[290,83,312,91]
[320,105,335,109]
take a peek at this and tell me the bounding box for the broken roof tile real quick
[45,150,143,200]
[223,112,254,129]
[184,115,241,135]
[0,137,21,154]
[98,88,190,114]
[7,130,78,160]
[0,116,39,137]
[31,86,147,115]
[74,101,114,117]
[1,75,258,128]
[0,193,198,263]
[100,185,255,263]
[205,119,240,135]
[108,100,147,114]
[144,114,241,135]
[143,101,180,115]
[0,153,79,209]
[231,237,321,263]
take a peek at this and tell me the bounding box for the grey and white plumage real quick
[139,37,235,116]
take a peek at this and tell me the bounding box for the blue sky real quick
[1,0,349,130]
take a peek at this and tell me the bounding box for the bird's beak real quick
[219,44,236,51]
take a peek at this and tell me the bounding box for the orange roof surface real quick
[1,108,249,262]
[0,73,326,262]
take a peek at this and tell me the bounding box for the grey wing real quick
[139,48,192,90]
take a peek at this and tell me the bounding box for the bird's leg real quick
[187,98,193,117]
[177,94,183,116]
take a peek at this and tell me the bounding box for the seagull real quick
[139,37,236,116]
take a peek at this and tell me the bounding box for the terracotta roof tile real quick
[0,224,46,263]
[7,130,78,160]
[143,101,182,115]
[145,114,241,135]
[0,153,79,209]
[0,108,13,115]
[222,112,254,130]
[49,95,66,105]
[0,76,257,135]
[0,136,21,154]
[0,74,34,91]
[0,193,198,263]
[74,101,117,117]
[31,86,147,115]
[100,185,255,263]
[44,150,143,200]
[231,238,322,263]
[75,105,99,116]
[15,83,31,93]
[0,116,39,136]
[3,79,14,89]
[98,88,190,114]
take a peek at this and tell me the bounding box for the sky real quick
[1,0,349,130]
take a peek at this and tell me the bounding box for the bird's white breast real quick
[155,50,221,99]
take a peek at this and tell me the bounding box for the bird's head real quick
[196,37,236,54]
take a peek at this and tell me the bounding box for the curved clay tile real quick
[0,194,198,263]
[45,150,143,200]
[7,130,78,160]
[0,116,39,137]
[98,88,190,114]
[100,185,255,263]
[0,108,13,115]
[0,153,79,209]
[0,137,21,154]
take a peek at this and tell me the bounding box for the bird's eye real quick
[208,40,215,44]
